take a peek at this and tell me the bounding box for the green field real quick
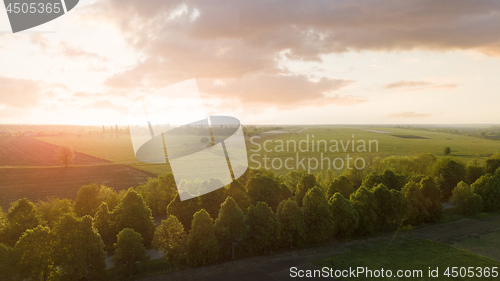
[36,126,500,176]
[314,239,500,280]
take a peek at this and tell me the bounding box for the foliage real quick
[187,209,218,267]
[37,197,74,228]
[465,159,486,185]
[14,225,55,281]
[444,147,451,155]
[0,243,17,280]
[284,170,306,193]
[167,193,200,231]
[277,198,305,248]
[303,187,332,243]
[295,173,318,207]
[153,215,186,268]
[451,182,483,216]
[350,187,379,235]
[329,193,359,239]
[245,202,280,253]
[93,203,118,251]
[53,214,107,281]
[199,180,228,220]
[471,174,500,211]
[245,173,282,211]
[419,176,443,223]
[0,198,41,246]
[214,197,246,259]
[402,181,431,225]
[326,175,354,200]
[55,146,75,167]
[114,228,150,278]
[432,157,466,199]
[485,158,500,174]
[74,183,102,217]
[226,180,251,212]
[113,189,156,247]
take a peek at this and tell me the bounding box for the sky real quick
[0,0,500,126]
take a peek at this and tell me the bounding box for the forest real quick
[1,152,500,280]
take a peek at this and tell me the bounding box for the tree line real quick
[1,153,500,280]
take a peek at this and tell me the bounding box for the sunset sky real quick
[1,0,499,125]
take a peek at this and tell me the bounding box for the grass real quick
[314,239,500,280]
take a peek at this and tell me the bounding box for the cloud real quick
[59,42,108,61]
[383,111,435,119]
[384,80,458,90]
[81,99,127,113]
[0,76,44,108]
[30,34,49,50]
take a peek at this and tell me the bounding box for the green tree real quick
[419,176,443,223]
[14,225,55,281]
[432,157,466,199]
[153,215,185,269]
[326,176,354,200]
[0,198,41,246]
[199,180,228,220]
[329,193,359,239]
[226,180,251,212]
[114,228,150,278]
[284,170,306,193]
[37,197,74,228]
[187,209,218,267]
[93,203,117,251]
[485,158,500,174]
[74,184,102,217]
[167,193,200,231]
[53,214,107,281]
[295,173,317,207]
[372,184,397,231]
[303,187,332,243]
[277,198,305,248]
[55,146,75,167]
[465,159,486,184]
[113,189,156,247]
[391,189,412,229]
[451,182,483,216]
[471,174,500,211]
[136,173,177,216]
[214,197,246,259]
[0,243,17,280]
[245,173,282,211]
[350,187,379,235]
[402,181,431,225]
[444,147,451,155]
[245,202,280,253]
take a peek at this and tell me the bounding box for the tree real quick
[0,198,41,246]
[277,198,305,248]
[326,176,354,200]
[390,189,412,229]
[14,225,55,281]
[136,173,178,216]
[471,174,500,211]
[55,146,75,167]
[451,182,483,215]
[153,215,185,269]
[113,189,156,247]
[74,184,102,217]
[245,202,280,253]
[284,170,306,194]
[329,193,358,239]
[485,158,500,174]
[432,157,466,199]
[444,147,451,155]
[93,203,118,251]
[419,176,443,223]
[350,187,379,235]
[187,209,218,267]
[167,193,200,231]
[37,197,74,228]
[53,214,107,281]
[465,159,486,184]
[245,173,282,211]
[402,181,431,225]
[214,197,246,259]
[372,184,397,231]
[114,228,150,278]
[0,243,17,280]
[295,173,317,207]
[199,180,228,220]
[303,187,332,243]
[226,180,251,212]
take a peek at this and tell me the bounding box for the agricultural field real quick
[0,136,157,210]
[0,137,111,166]
[34,126,500,176]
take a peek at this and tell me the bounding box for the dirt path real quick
[140,215,500,281]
